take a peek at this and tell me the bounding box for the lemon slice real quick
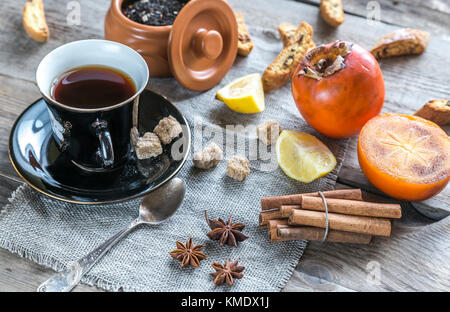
[276,130,337,183]
[216,73,265,114]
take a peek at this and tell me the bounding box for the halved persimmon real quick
[358,113,450,201]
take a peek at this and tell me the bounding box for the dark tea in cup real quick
[36,40,149,170]
[51,65,136,109]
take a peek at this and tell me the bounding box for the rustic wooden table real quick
[0,0,449,292]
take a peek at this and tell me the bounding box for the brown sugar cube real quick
[257,121,282,145]
[226,156,250,181]
[193,142,223,169]
[414,99,450,126]
[154,116,182,145]
[135,132,162,160]
[371,28,430,59]
[236,12,254,56]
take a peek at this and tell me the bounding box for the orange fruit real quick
[358,113,450,201]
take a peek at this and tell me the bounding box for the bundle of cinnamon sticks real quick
[259,189,401,244]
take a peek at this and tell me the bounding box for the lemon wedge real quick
[276,130,337,183]
[216,73,265,114]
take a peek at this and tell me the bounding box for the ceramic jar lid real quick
[168,0,238,91]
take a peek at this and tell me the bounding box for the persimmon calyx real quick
[297,41,352,80]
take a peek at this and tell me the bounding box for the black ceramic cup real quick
[36,40,149,171]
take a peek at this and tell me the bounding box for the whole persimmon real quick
[292,41,385,138]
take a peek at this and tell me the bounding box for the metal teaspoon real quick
[37,177,186,292]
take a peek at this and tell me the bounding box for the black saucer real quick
[9,90,190,204]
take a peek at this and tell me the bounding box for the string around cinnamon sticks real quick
[318,191,329,243]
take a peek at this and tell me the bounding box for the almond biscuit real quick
[236,13,254,57]
[414,99,450,126]
[23,0,49,42]
[278,23,297,47]
[320,0,344,27]
[371,28,430,59]
[262,22,315,92]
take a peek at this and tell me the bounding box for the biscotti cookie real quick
[262,22,315,92]
[278,23,297,47]
[414,99,450,126]
[320,0,344,27]
[236,13,253,57]
[23,0,49,42]
[371,28,430,59]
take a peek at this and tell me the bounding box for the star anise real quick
[205,210,248,247]
[170,238,207,268]
[210,258,245,286]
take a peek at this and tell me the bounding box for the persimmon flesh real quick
[358,113,450,201]
[292,41,385,138]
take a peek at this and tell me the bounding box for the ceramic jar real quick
[105,0,238,91]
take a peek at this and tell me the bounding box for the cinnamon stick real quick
[301,196,402,219]
[268,219,290,242]
[261,189,362,210]
[288,209,391,237]
[280,205,301,218]
[277,226,372,244]
[259,209,283,226]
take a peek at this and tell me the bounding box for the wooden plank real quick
[0,0,109,82]
[0,177,21,208]
[296,0,450,39]
[0,0,448,292]
[294,215,450,291]
[0,248,102,292]
[284,264,356,292]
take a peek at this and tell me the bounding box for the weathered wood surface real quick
[0,0,449,292]
[297,0,450,40]
[0,248,103,292]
